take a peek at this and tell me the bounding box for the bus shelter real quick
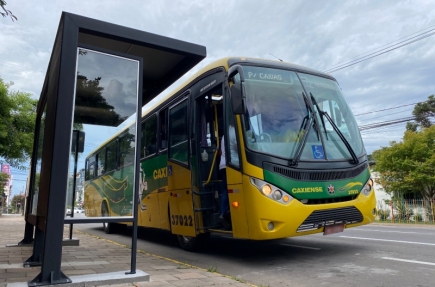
[22,12,205,286]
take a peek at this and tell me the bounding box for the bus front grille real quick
[266,163,367,181]
[297,206,363,232]
[301,195,358,204]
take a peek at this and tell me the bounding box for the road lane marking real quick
[280,243,321,250]
[381,257,435,266]
[339,236,435,246]
[352,229,417,234]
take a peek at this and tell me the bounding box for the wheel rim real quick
[102,203,109,231]
[180,236,192,244]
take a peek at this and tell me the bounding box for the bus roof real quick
[85,57,334,158]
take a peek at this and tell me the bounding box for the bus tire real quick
[102,201,113,234]
[177,233,210,252]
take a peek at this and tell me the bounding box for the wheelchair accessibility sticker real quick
[311,145,325,159]
[168,165,172,176]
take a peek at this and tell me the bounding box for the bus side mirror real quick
[228,64,246,115]
[230,82,245,114]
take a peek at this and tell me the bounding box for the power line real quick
[360,124,409,135]
[354,102,422,116]
[324,25,435,72]
[358,116,416,131]
[324,30,435,73]
[362,108,414,121]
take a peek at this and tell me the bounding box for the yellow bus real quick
[84,57,376,251]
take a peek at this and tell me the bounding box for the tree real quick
[0,78,38,169]
[10,194,25,213]
[0,0,17,21]
[74,74,123,126]
[0,172,8,191]
[0,172,8,207]
[372,126,435,201]
[406,95,435,131]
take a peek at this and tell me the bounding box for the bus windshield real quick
[242,66,364,161]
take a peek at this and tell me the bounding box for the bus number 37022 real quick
[171,215,194,226]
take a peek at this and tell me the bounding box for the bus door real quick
[192,82,225,230]
[167,97,196,236]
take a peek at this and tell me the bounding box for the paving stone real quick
[171,278,211,286]
[0,272,26,279]
[136,281,174,286]
[148,274,179,281]
[0,215,252,287]
[173,272,208,280]
[151,265,179,270]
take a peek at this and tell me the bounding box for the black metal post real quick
[126,58,143,275]
[69,131,79,239]
[19,222,35,245]
[24,227,44,266]
[127,192,138,274]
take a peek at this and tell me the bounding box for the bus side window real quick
[96,150,105,176]
[106,141,117,172]
[141,114,157,158]
[119,126,136,167]
[88,155,96,179]
[168,99,189,165]
[85,159,89,180]
[159,109,168,150]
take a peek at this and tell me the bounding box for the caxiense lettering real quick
[292,187,323,193]
[153,167,167,180]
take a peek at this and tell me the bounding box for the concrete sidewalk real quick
[0,215,254,287]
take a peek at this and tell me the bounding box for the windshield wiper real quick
[291,115,313,166]
[310,93,359,164]
[290,93,314,166]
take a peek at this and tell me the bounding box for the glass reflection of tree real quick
[31,109,45,214]
[119,128,136,166]
[106,142,117,171]
[74,74,124,126]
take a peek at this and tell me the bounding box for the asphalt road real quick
[73,218,435,287]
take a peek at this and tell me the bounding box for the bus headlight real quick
[250,177,292,204]
[361,178,373,196]
[272,190,282,201]
[262,184,272,196]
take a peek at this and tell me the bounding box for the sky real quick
[1,0,435,197]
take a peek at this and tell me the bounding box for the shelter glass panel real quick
[65,48,139,219]
[31,105,47,215]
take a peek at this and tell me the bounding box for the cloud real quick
[2,0,435,194]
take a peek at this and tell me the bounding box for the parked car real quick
[75,208,84,213]
[66,208,71,215]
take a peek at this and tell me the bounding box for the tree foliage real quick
[10,194,25,213]
[372,126,435,201]
[0,172,8,198]
[406,95,435,131]
[74,74,123,126]
[0,78,38,169]
[0,0,17,21]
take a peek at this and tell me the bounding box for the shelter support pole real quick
[24,227,44,267]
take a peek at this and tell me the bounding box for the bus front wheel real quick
[102,201,113,234]
[177,233,210,252]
